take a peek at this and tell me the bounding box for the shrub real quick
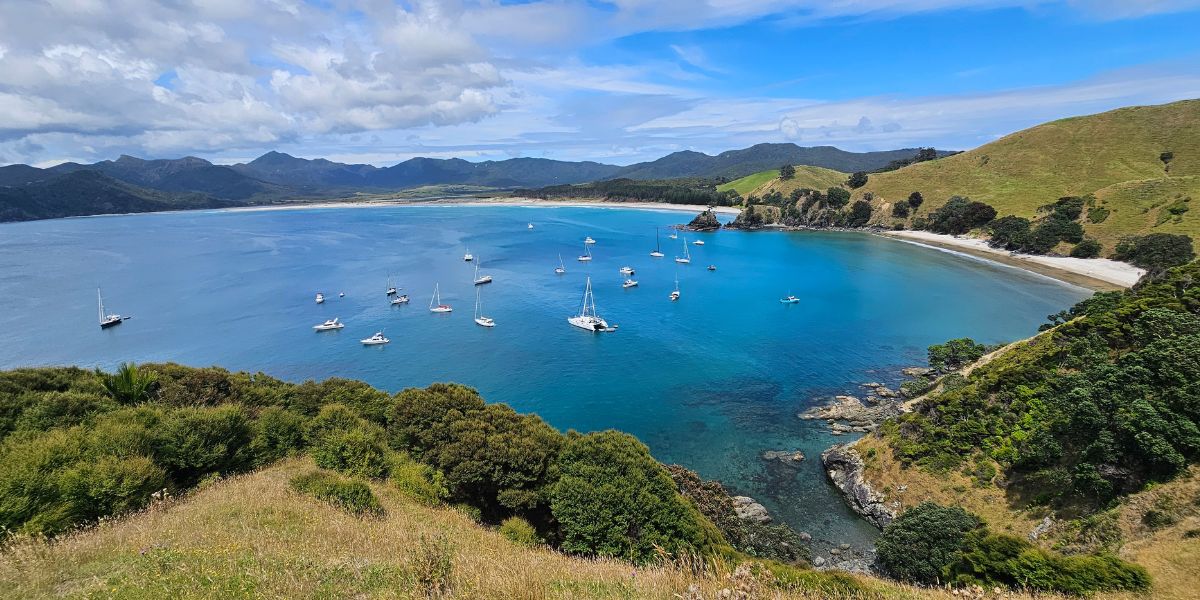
[891,202,910,218]
[249,406,307,465]
[498,516,542,547]
[1088,206,1110,223]
[409,534,454,596]
[99,363,158,405]
[877,502,982,584]
[1070,238,1103,258]
[311,426,389,479]
[12,391,114,433]
[846,171,868,189]
[1114,233,1195,272]
[825,187,851,208]
[988,216,1031,250]
[847,200,873,227]
[154,405,253,484]
[928,338,990,372]
[551,430,725,563]
[389,452,448,505]
[289,470,383,516]
[949,531,1149,594]
[926,196,997,235]
[779,164,795,179]
[908,191,924,209]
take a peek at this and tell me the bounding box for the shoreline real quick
[879,230,1143,291]
[217,196,743,217]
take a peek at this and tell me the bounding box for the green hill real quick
[859,99,1200,247]
[720,165,848,198]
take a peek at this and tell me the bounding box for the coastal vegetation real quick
[514,177,740,206]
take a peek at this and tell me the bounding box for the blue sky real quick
[1,0,1199,167]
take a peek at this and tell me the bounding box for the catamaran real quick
[474,287,495,327]
[577,244,592,262]
[429,283,453,313]
[568,277,616,332]
[97,288,123,329]
[650,227,665,257]
[555,255,566,274]
[473,259,493,285]
[313,317,344,331]
[669,276,681,301]
[315,293,325,304]
[361,332,390,345]
[675,238,691,264]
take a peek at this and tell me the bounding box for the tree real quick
[891,202,910,218]
[908,191,924,209]
[99,363,158,405]
[988,215,1031,250]
[928,338,990,372]
[551,430,723,563]
[846,171,869,189]
[1070,238,1103,259]
[847,200,873,227]
[825,187,851,208]
[779,164,795,180]
[915,147,939,162]
[926,196,997,235]
[1114,233,1195,272]
[877,502,982,584]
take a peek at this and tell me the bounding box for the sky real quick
[2,0,1200,168]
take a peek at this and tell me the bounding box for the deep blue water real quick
[0,205,1088,550]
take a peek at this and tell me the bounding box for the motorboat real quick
[313,317,345,331]
[339,292,345,297]
[622,278,638,289]
[315,293,325,304]
[361,332,390,345]
[97,288,123,329]
[584,236,596,245]
[619,266,635,276]
[429,283,453,313]
[555,255,566,275]
[568,277,616,332]
[391,294,410,305]
[693,240,705,246]
[528,223,534,229]
[780,295,800,304]
[474,287,495,327]
[707,265,717,271]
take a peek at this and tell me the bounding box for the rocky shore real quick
[685,208,721,231]
[798,386,904,435]
[821,444,896,529]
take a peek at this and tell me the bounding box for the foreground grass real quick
[0,458,989,600]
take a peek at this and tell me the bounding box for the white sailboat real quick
[386,276,397,296]
[668,230,678,239]
[473,259,493,285]
[361,332,390,345]
[313,317,344,331]
[474,287,495,327]
[555,254,566,275]
[780,294,800,304]
[568,277,615,332]
[528,222,534,230]
[669,276,681,301]
[693,239,705,246]
[577,244,592,262]
[650,227,665,257]
[97,288,123,329]
[584,236,596,245]
[429,283,453,313]
[675,238,691,264]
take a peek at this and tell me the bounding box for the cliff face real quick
[686,209,721,231]
[821,444,896,528]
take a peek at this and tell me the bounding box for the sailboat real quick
[584,236,596,245]
[577,244,592,262]
[693,239,705,246]
[675,238,691,264]
[650,227,665,257]
[669,276,681,301]
[473,259,493,285]
[386,276,397,296]
[555,255,566,275]
[780,294,800,304]
[97,288,123,329]
[668,230,678,239]
[391,293,410,305]
[568,277,615,332]
[429,283,453,313]
[463,252,474,262]
[474,287,495,327]
[528,223,534,230]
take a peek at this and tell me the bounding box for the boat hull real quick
[99,318,123,329]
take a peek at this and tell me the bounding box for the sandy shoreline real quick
[881,230,1144,290]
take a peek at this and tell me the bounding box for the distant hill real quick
[718,165,848,197]
[613,144,947,180]
[231,151,379,187]
[47,155,284,201]
[859,99,1200,247]
[364,156,623,189]
[0,171,224,222]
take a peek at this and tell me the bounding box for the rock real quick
[829,548,841,556]
[839,543,851,550]
[798,531,812,542]
[799,395,900,430]
[875,387,898,399]
[762,449,805,464]
[901,367,933,378]
[1029,516,1054,540]
[686,209,721,231]
[731,496,772,523]
[860,382,883,389]
[812,556,826,567]
[821,444,896,528]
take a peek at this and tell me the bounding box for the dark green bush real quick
[1070,238,1103,258]
[891,202,910,218]
[1114,233,1195,272]
[988,215,1031,250]
[311,426,389,479]
[249,406,308,465]
[846,171,868,189]
[877,502,982,584]
[926,196,997,235]
[949,531,1149,594]
[927,338,991,372]
[154,405,253,484]
[289,470,383,517]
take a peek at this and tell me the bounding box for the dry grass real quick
[719,166,847,198]
[0,458,987,600]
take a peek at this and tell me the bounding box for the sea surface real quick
[0,205,1089,551]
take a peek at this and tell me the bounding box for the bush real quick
[311,426,389,479]
[877,502,982,583]
[290,470,383,517]
[926,196,997,235]
[389,452,448,505]
[551,430,725,563]
[1114,233,1195,272]
[154,405,253,484]
[949,531,1149,594]
[99,363,158,405]
[847,200,873,227]
[908,191,924,209]
[846,171,868,189]
[779,164,795,180]
[891,202,910,218]
[498,515,543,547]
[250,406,307,465]
[825,187,851,208]
[928,338,991,372]
[409,534,454,596]
[1070,238,1103,258]
[988,215,1031,250]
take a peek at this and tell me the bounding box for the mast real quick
[430,283,438,309]
[475,287,481,319]
[655,227,661,252]
[97,288,105,323]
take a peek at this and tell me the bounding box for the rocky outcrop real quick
[799,395,901,433]
[686,208,721,231]
[761,449,805,465]
[821,444,895,528]
[731,496,771,523]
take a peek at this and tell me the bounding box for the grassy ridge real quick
[858,100,1200,245]
[718,165,847,197]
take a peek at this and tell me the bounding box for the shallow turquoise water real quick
[0,205,1088,550]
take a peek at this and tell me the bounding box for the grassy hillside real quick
[718,165,847,197]
[0,458,956,600]
[859,100,1200,245]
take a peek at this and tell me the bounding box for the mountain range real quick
[0,144,940,222]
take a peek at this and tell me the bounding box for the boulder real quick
[821,444,895,528]
[762,449,806,464]
[731,496,772,523]
[901,367,933,378]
